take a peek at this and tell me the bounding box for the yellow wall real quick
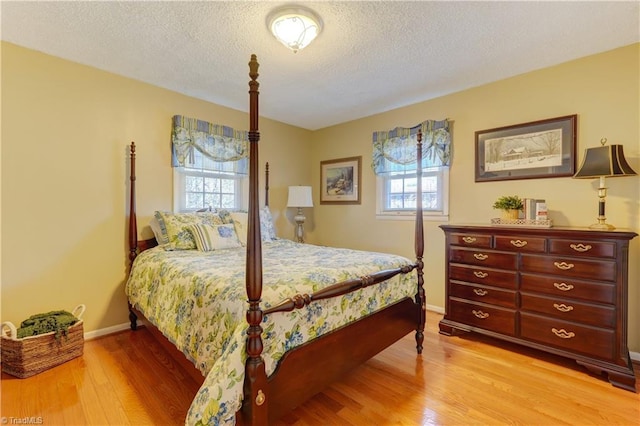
[309,44,640,351]
[2,42,639,354]
[1,42,312,333]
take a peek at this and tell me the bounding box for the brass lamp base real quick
[588,222,615,230]
[588,188,615,230]
[589,215,615,230]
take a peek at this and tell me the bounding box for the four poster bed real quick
[126,55,426,425]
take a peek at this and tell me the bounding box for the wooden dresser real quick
[439,224,637,391]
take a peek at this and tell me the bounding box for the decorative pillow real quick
[229,208,276,243]
[149,216,169,245]
[217,209,232,224]
[259,206,277,241]
[230,211,248,246]
[154,211,229,250]
[189,223,242,251]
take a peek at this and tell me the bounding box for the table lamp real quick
[573,138,637,229]
[287,186,313,242]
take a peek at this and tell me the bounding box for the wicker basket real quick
[1,304,85,378]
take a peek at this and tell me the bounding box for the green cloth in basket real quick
[17,310,79,340]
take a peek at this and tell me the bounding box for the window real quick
[372,119,452,220]
[376,167,449,220]
[171,115,249,212]
[173,149,248,212]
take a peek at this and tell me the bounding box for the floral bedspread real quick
[126,239,417,425]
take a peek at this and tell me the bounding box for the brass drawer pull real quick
[473,253,489,261]
[472,310,489,319]
[473,288,488,296]
[256,389,265,406]
[570,243,592,252]
[473,271,488,278]
[553,303,574,312]
[551,328,575,339]
[510,239,528,248]
[554,261,574,270]
[462,236,477,243]
[553,282,574,291]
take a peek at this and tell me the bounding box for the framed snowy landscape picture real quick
[475,115,577,182]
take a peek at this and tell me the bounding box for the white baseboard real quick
[84,322,131,340]
[426,304,444,314]
[85,313,640,365]
[88,306,443,339]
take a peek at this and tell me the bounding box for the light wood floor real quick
[2,311,639,425]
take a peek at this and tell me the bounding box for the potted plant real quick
[492,195,524,220]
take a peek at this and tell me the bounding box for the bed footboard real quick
[264,264,417,316]
[237,297,420,424]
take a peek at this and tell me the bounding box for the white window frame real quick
[375,167,449,221]
[172,147,248,212]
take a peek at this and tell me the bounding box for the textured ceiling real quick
[2,1,639,130]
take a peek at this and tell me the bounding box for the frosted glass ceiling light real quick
[267,6,323,53]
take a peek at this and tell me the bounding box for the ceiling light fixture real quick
[267,6,323,53]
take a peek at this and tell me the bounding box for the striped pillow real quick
[189,223,242,252]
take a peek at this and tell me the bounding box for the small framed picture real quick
[475,115,577,182]
[320,156,361,204]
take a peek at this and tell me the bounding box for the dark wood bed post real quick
[128,142,138,264]
[128,142,139,330]
[265,162,269,207]
[414,132,426,353]
[241,54,269,425]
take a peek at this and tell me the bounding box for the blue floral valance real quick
[372,119,452,175]
[171,115,249,169]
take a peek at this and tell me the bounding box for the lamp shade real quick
[267,6,323,53]
[287,186,313,208]
[574,142,637,179]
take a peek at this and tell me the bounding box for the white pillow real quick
[189,223,242,251]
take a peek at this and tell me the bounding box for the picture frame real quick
[475,115,577,182]
[320,156,361,204]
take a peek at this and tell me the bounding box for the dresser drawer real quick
[450,248,517,269]
[520,313,614,360]
[520,293,615,328]
[520,273,615,305]
[449,299,516,335]
[521,254,616,282]
[549,239,615,259]
[450,233,492,248]
[450,264,517,289]
[495,235,546,253]
[450,282,517,308]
